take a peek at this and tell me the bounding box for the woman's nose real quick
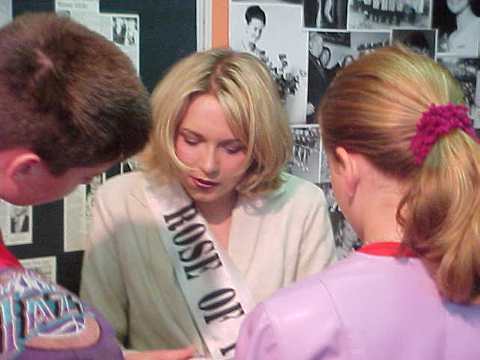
[199,147,220,177]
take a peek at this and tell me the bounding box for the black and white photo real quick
[303,0,349,29]
[347,0,432,30]
[237,4,266,56]
[230,1,309,124]
[288,124,322,183]
[112,16,138,47]
[121,158,140,174]
[317,182,359,259]
[112,16,126,45]
[0,0,12,28]
[307,32,334,123]
[20,256,57,283]
[434,0,480,56]
[307,30,390,123]
[86,174,105,221]
[125,17,138,46]
[438,56,480,127]
[392,28,436,58]
[0,201,32,245]
[319,144,331,183]
[350,29,391,54]
[9,206,30,234]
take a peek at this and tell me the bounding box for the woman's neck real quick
[195,192,238,225]
[195,193,238,250]
[456,7,477,31]
[241,38,255,52]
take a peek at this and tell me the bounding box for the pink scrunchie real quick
[410,103,477,165]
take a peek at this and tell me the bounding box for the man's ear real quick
[334,146,360,203]
[6,152,43,181]
[0,150,51,205]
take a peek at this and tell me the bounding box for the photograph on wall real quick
[107,14,140,72]
[55,0,99,13]
[121,157,141,174]
[9,206,31,235]
[306,31,339,124]
[55,0,99,22]
[64,186,88,253]
[64,173,106,252]
[85,174,105,223]
[20,256,57,283]
[288,124,322,183]
[307,29,390,123]
[319,144,330,183]
[438,56,480,128]
[391,28,436,58]
[0,202,33,246]
[0,0,12,27]
[230,1,309,124]
[347,0,432,30]
[112,15,139,47]
[434,0,480,57]
[303,0,349,29]
[317,182,360,259]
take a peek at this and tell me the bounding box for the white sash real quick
[144,180,255,360]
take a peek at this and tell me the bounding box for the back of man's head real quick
[0,12,151,175]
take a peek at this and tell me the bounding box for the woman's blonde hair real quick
[141,48,292,196]
[319,45,480,304]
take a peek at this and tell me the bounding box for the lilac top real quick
[0,267,122,359]
[235,251,480,359]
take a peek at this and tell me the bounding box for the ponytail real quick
[399,130,480,303]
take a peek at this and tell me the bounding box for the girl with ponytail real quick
[235,45,480,360]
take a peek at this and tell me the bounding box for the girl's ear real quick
[334,146,360,203]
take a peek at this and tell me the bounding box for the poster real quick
[20,256,57,283]
[230,1,309,124]
[0,201,33,246]
[0,0,12,28]
[64,174,105,252]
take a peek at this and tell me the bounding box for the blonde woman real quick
[80,49,335,359]
[235,45,480,359]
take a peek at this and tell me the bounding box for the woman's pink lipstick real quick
[191,176,219,189]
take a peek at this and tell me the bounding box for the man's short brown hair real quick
[0,13,151,174]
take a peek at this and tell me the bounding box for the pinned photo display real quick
[230,0,480,256]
